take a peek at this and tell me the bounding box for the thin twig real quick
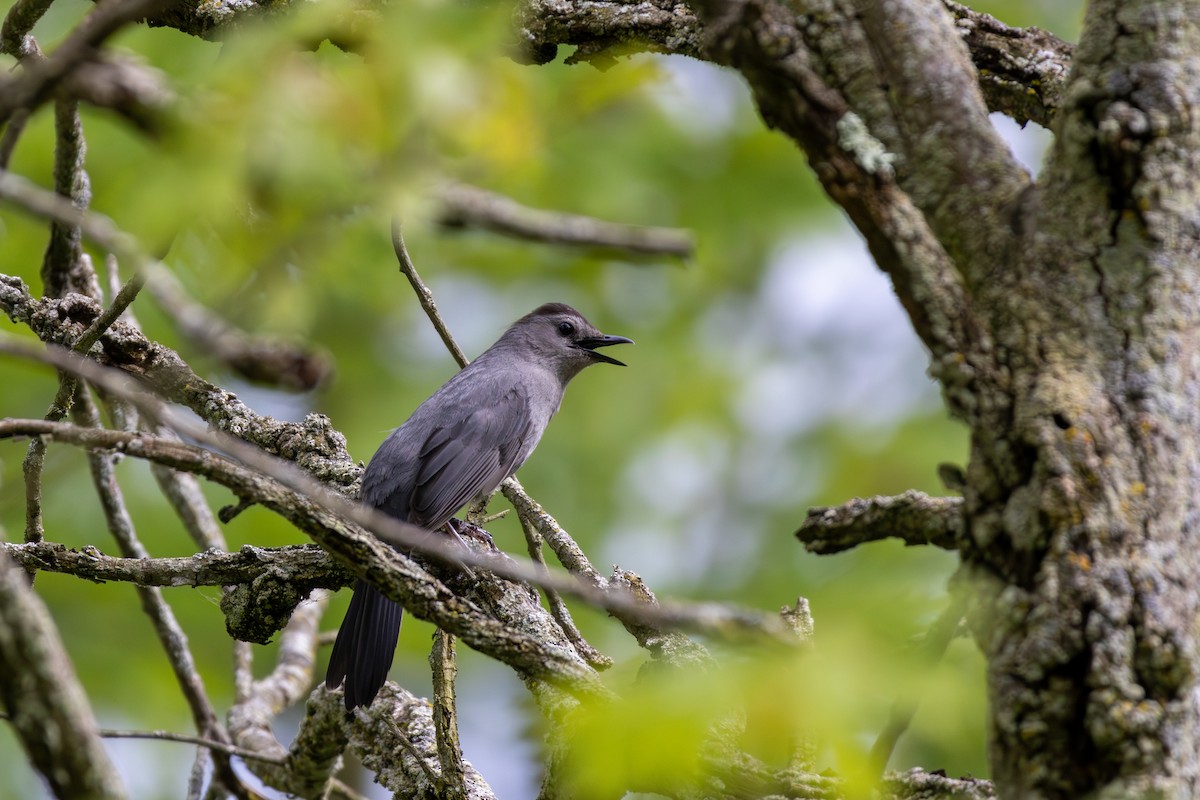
[98,729,285,763]
[391,217,469,368]
[75,270,145,354]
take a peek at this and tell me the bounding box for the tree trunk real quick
[963,2,1200,795]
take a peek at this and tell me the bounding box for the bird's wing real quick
[408,386,532,529]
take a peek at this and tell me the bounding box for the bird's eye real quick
[558,321,575,336]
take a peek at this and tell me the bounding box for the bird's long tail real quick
[325,579,404,709]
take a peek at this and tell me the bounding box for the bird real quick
[325,302,632,708]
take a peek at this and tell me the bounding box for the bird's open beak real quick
[576,335,634,367]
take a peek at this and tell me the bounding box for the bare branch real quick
[0,0,53,57]
[343,683,498,799]
[42,98,94,300]
[516,507,613,670]
[60,51,175,133]
[882,768,995,800]
[146,267,332,392]
[504,477,714,668]
[392,218,469,368]
[0,540,348,590]
[0,550,127,799]
[854,0,1029,271]
[0,0,177,125]
[795,491,965,555]
[97,729,283,763]
[228,592,344,795]
[438,183,694,259]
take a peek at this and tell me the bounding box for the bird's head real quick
[505,302,634,381]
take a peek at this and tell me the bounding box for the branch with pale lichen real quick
[796,491,965,555]
[514,0,1068,129]
[0,540,349,590]
[0,271,358,486]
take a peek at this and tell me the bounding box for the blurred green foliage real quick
[0,0,1083,796]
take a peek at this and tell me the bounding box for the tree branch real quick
[0,0,178,125]
[430,630,467,800]
[146,267,332,392]
[795,491,965,555]
[0,550,127,799]
[392,219,469,368]
[0,540,350,589]
[437,183,694,259]
[515,0,1070,127]
[941,1,1073,129]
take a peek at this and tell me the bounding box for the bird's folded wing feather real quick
[409,386,532,529]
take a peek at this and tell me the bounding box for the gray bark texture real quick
[513,0,1200,797]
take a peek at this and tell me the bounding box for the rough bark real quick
[959,2,1200,795]
[512,0,1200,795]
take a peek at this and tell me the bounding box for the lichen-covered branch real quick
[0,272,358,486]
[0,540,350,590]
[941,1,1072,128]
[796,491,965,555]
[515,0,1069,128]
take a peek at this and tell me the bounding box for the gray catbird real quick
[325,302,632,708]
